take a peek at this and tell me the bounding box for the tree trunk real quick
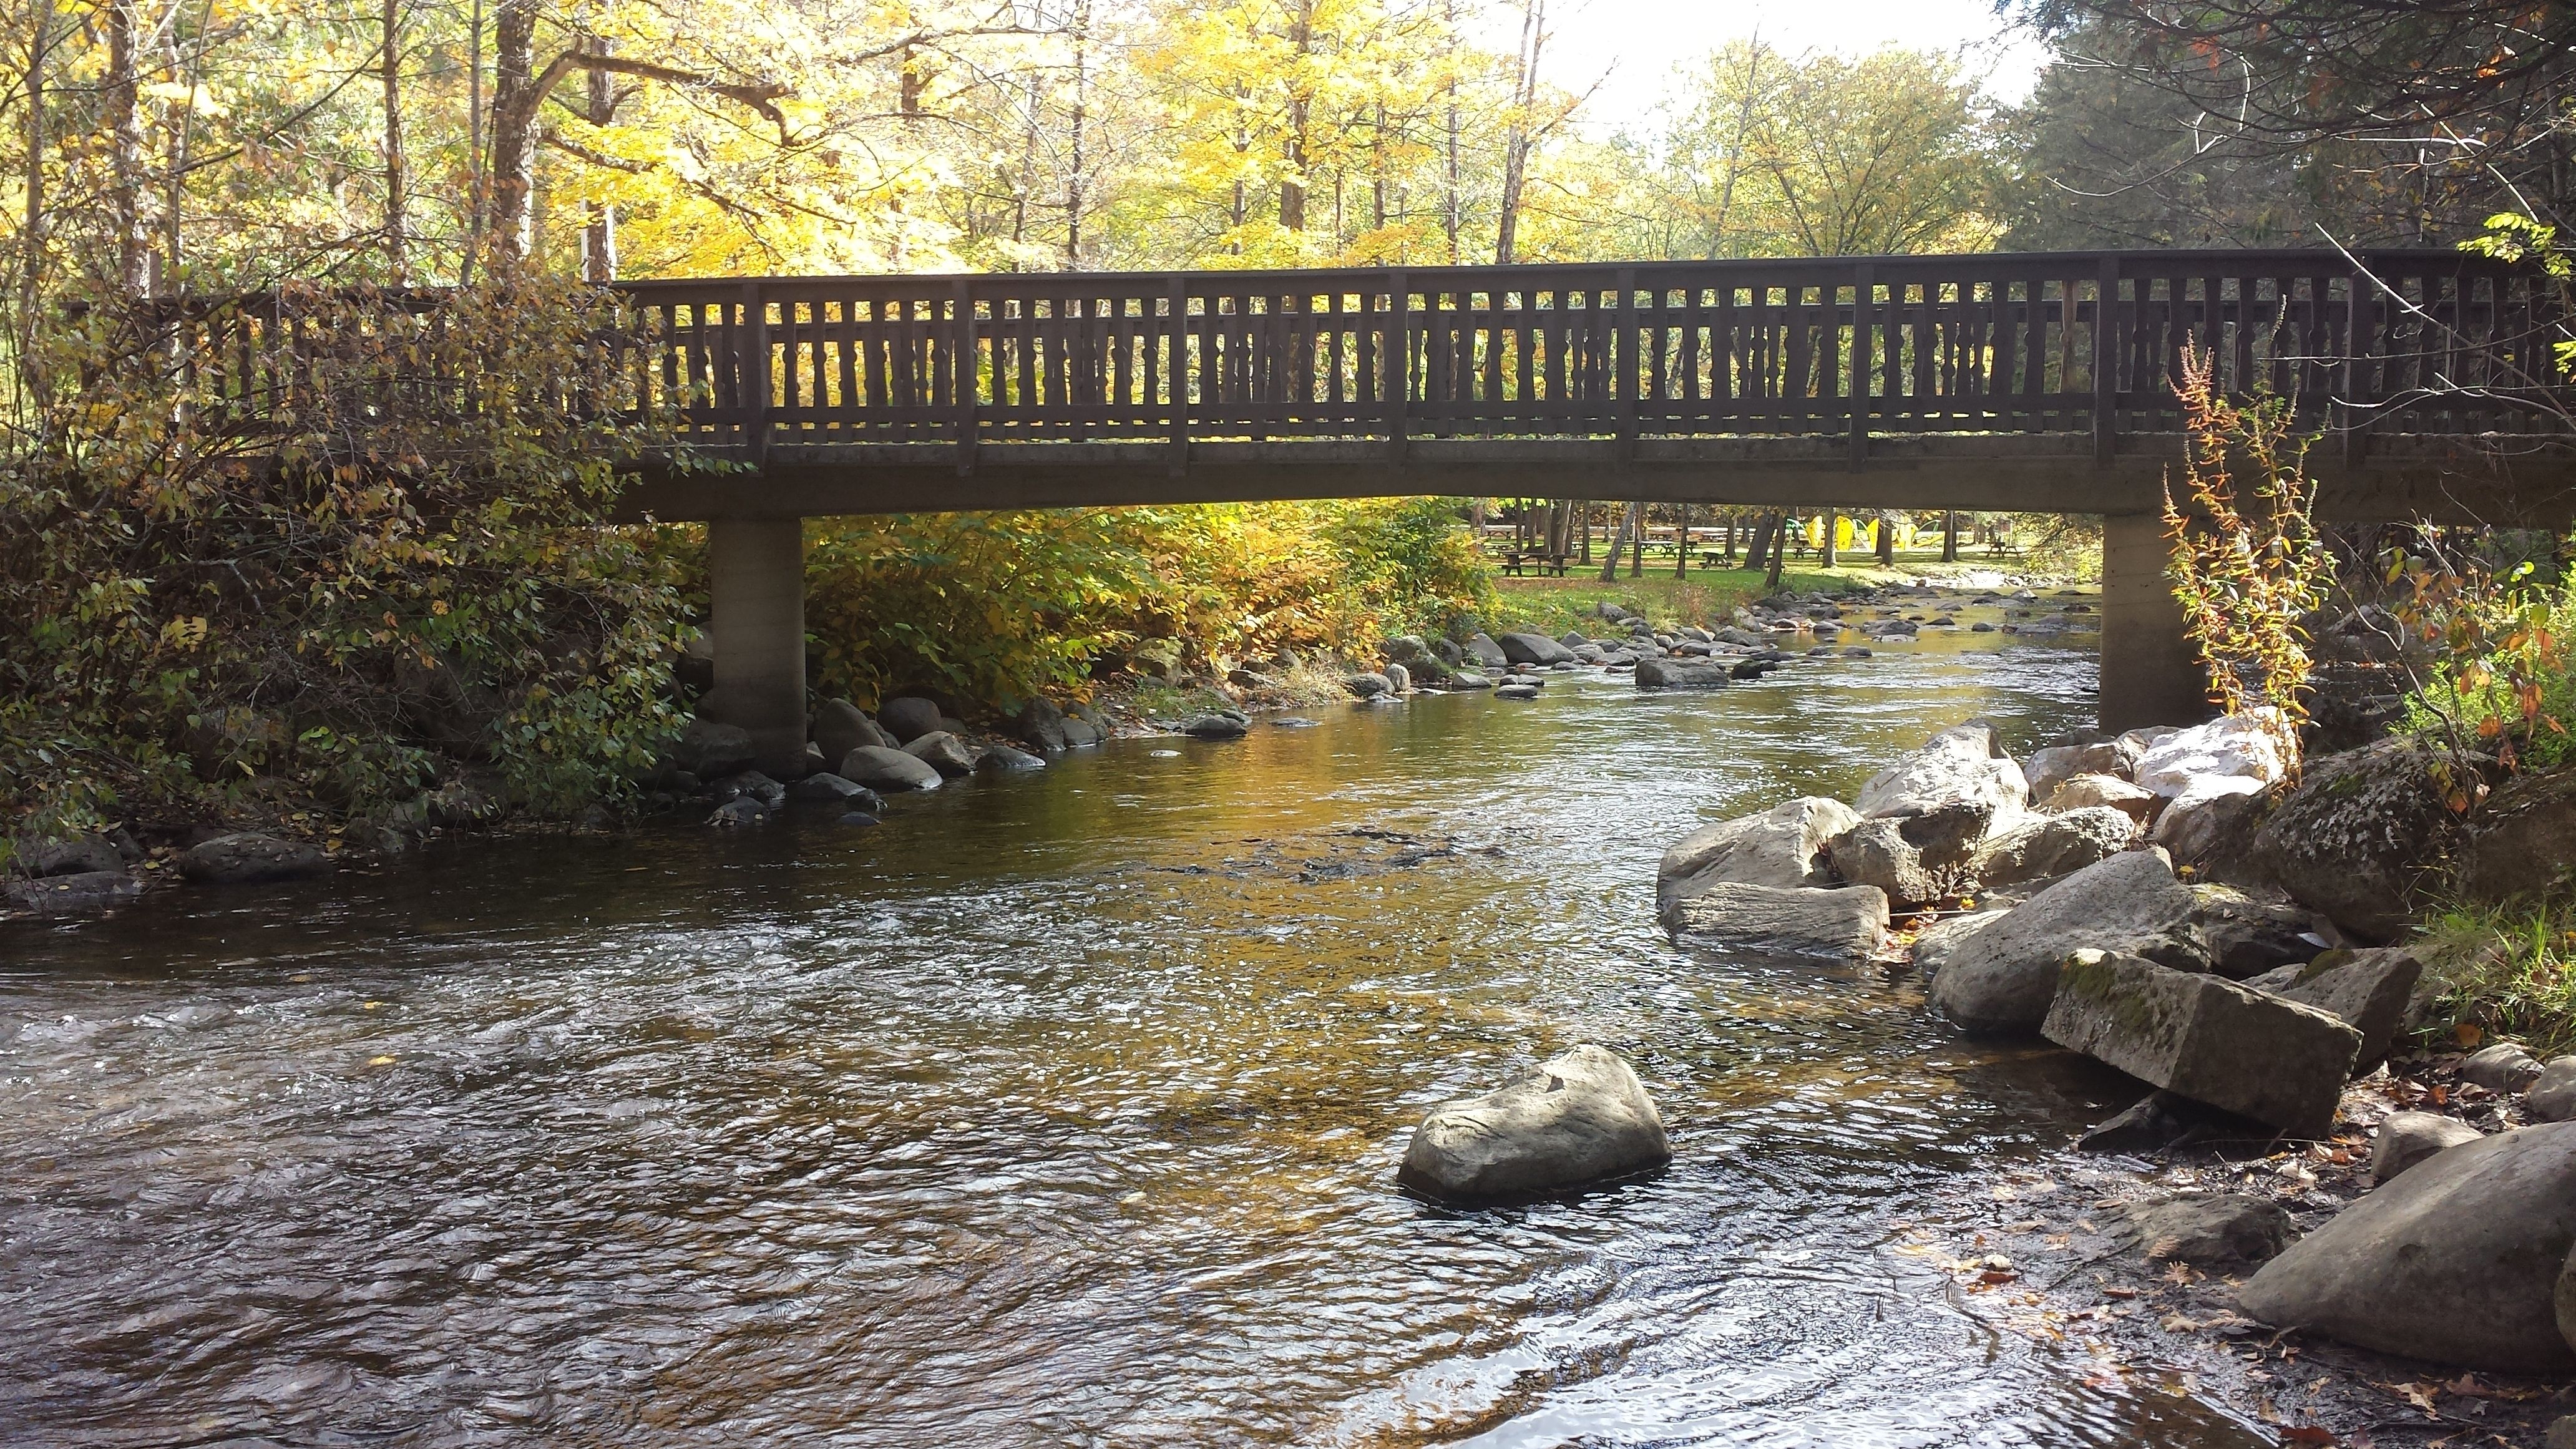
[1743,512,1776,573]
[105,0,148,296]
[1631,505,1644,577]
[1599,501,1639,582]
[1941,510,1958,562]
[1279,0,1312,232]
[1063,0,1090,264]
[381,0,407,280]
[1724,512,1737,564]
[485,0,535,267]
[17,0,54,405]
[1440,0,1460,263]
[1820,510,1838,568]
[463,0,485,278]
[1876,514,1895,566]
[1576,500,1593,563]
[1764,513,1788,589]
[1494,0,1544,264]
[1674,503,1690,577]
[581,37,615,281]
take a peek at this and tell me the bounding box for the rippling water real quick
[1,617,2275,1447]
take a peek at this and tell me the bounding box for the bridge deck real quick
[180,248,2576,522]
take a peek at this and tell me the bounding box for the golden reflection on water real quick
[0,612,2275,1446]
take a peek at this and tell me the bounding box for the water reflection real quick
[1,622,2271,1446]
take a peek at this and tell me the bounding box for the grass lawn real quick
[1482,546,2097,635]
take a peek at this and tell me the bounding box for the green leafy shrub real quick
[0,281,692,854]
[801,499,1493,711]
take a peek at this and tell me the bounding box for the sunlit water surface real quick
[1,617,2275,1447]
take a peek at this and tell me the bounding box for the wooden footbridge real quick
[607,249,2576,524]
[176,248,2576,766]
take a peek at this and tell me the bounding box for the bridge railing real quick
[145,251,2576,473]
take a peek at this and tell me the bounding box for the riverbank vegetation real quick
[0,0,2570,864]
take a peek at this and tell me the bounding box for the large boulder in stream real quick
[2042,949,2358,1138]
[180,832,328,886]
[1853,721,2030,827]
[1825,803,1990,907]
[2244,947,2422,1077]
[1634,657,1733,690]
[1926,849,2204,1034]
[877,696,946,744]
[1496,632,1578,666]
[2459,767,2576,905]
[1666,882,1891,960]
[813,698,894,764]
[840,746,942,793]
[1656,798,1859,914]
[1968,806,2139,890]
[1397,1045,1671,1205]
[2254,737,2468,942]
[2238,1121,2576,1375]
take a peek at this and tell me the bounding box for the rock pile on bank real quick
[1652,706,2576,1380]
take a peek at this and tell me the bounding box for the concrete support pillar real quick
[706,517,808,778]
[2099,511,2212,733]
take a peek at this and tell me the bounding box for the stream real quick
[0,612,2279,1446]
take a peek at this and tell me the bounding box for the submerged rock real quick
[788,772,884,809]
[2,870,142,916]
[1345,672,1394,700]
[2238,1121,2576,1375]
[1181,715,1251,739]
[1666,882,1891,960]
[1397,1045,1671,1204]
[2042,949,2358,1138]
[1492,682,1541,700]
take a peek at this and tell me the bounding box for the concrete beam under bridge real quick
[667,434,2575,756]
[618,434,2576,529]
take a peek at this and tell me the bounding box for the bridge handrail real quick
[146,250,2576,476]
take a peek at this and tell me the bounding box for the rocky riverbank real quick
[4,573,2094,923]
[1641,708,2576,1444]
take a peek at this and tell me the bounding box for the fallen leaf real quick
[2454,1023,2484,1048]
[2278,1428,2336,1446]
[2104,1286,2139,1299]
